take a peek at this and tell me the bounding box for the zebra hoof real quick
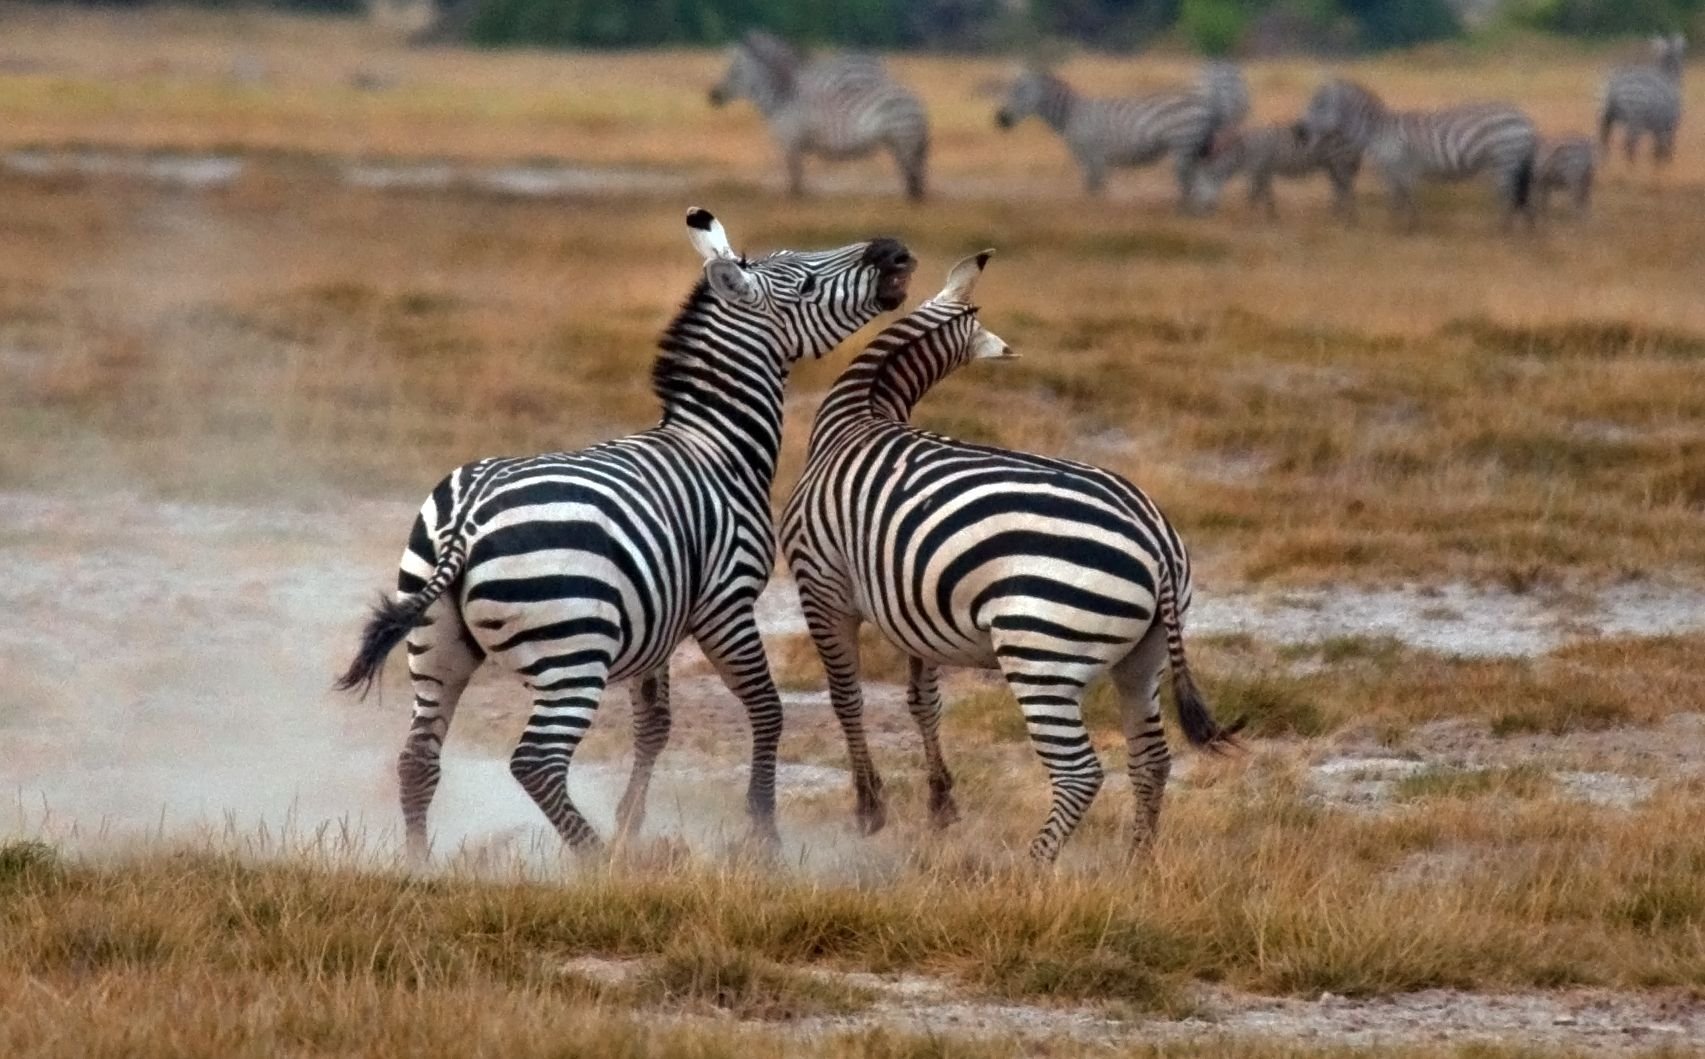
[928,797,961,830]
[856,802,888,836]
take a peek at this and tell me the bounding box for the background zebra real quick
[336,208,914,859]
[1600,34,1686,166]
[709,31,930,201]
[994,65,1243,206]
[780,253,1239,863]
[1192,122,1362,218]
[1536,135,1596,214]
[1297,78,1537,229]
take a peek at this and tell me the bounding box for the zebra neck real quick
[812,335,961,442]
[1039,80,1077,132]
[746,64,798,116]
[652,286,789,486]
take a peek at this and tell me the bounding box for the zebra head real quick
[926,251,1015,363]
[996,68,1059,130]
[709,31,798,110]
[1654,33,1687,78]
[687,207,914,362]
[1296,79,1379,151]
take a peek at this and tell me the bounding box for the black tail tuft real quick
[335,593,431,698]
[1173,669,1245,754]
[1512,150,1536,213]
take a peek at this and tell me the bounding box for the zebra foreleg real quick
[1109,624,1170,858]
[696,609,784,845]
[994,642,1103,864]
[905,657,959,828]
[613,666,672,845]
[802,604,885,834]
[887,134,928,202]
[397,600,481,865]
[509,661,610,856]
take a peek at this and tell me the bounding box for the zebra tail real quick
[334,537,468,698]
[1513,148,1536,212]
[1157,564,1243,752]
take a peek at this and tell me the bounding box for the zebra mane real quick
[651,278,724,422]
[740,31,801,92]
[862,305,977,422]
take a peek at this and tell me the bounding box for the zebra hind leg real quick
[695,607,784,847]
[803,607,886,834]
[397,600,482,865]
[993,636,1104,864]
[613,666,672,846]
[905,657,959,828]
[888,134,927,202]
[1109,624,1170,858]
[509,659,610,855]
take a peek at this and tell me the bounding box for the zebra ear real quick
[686,207,737,262]
[704,256,759,306]
[970,326,1017,361]
[933,250,994,304]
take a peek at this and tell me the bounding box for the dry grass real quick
[2,10,1705,585]
[4,758,1705,1052]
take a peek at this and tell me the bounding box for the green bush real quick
[1180,0,1252,54]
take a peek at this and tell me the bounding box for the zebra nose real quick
[863,239,913,272]
[707,87,727,106]
[996,110,1014,129]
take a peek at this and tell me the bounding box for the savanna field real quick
[3,7,1705,1057]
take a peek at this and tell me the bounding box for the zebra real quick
[1535,135,1596,215]
[709,31,930,201]
[1600,34,1686,166]
[1191,122,1362,219]
[779,253,1239,863]
[994,65,1242,206]
[1296,78,1537,229]
[336,208,915,860]
[1198,60,1251,130]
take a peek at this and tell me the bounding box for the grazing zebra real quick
[337,208,915,859]
[779,253,1238,863]
[1535,135,1596,215]
[1600,34,1686,165]
[994,66,1241,205]
[709,31,930,201]
[1192,122,1362,218]
[1198,60,1251,130]
[1297,79,1537,229]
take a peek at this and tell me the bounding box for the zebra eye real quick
[798,275,817,296]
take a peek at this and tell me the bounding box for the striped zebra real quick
[1536,135,1596,215]
[779,253,1239,863]
[1296,79,1537,229]
[336,208,915,859]
[1198,60,1251,130]
[709,31,930,201]
[994,65,1242,205]
[1192,122,1362,219]
[1600,34,1686,165]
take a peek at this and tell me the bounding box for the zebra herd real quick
[340,208,1237,864]
[708,31,1686,229]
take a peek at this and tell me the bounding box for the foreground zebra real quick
[780,253,1238,863]
[709,31,930,201]
[995,64,1246,205]
[1536,136,1595,215]
[1600,34,1686,166]
[1192,122,1362,218]
[1297,79,1537,229]
[337,209,914,858]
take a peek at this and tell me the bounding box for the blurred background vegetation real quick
[17,0,1703,54]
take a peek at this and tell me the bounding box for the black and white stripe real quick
[709,31,930,201]
[338,208,914,859]
[1193,122,1363,218]
[1600,34,1685,165]
[1536,135,1595,214]
[779,254,1237,863]
[1298,78,1538,228]
[995,66,1240,205]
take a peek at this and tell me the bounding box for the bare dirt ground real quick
[6,487,1703,1054]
